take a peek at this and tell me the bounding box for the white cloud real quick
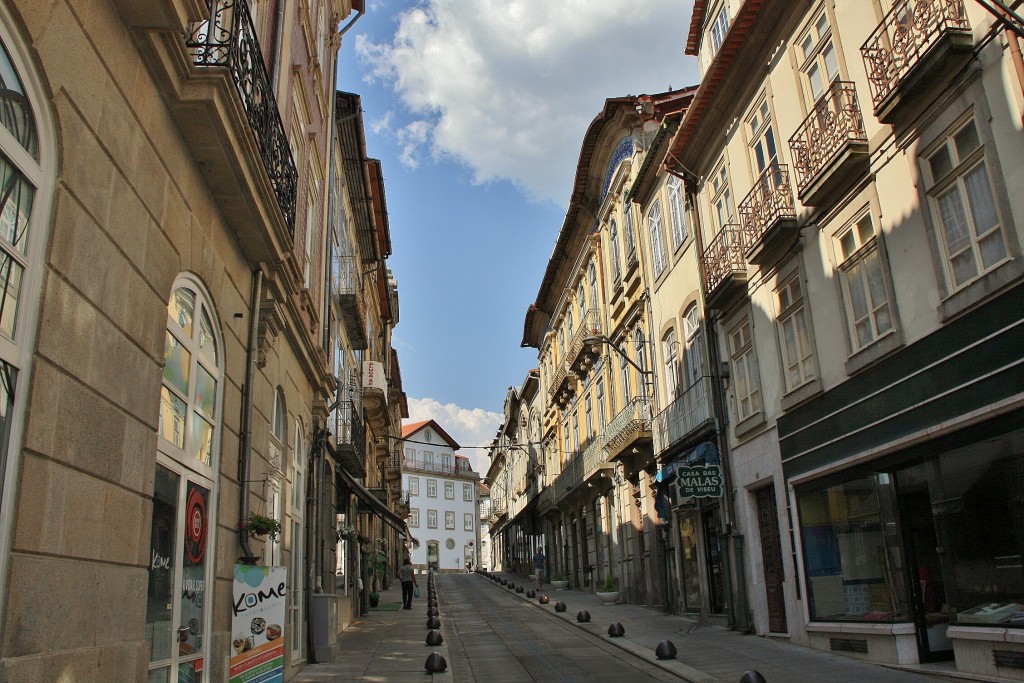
[356,0,698,205]
[405,396,501,475]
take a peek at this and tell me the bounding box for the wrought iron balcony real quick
[186,0,297,237]
[789,82,868,206]
[403,457,457,475]
[603,397,652,461]
[334,255,368,349]
[701,224,747,309]
[739,163,797,266]
[580,435,612,486]
[860,0,973,123]
[566,310,602,370]
[653,376,714,456]
[552,452,585,505]
[385,448,403,480]
[330,400,366,477]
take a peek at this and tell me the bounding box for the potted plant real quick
[241,512,281,542]
[368,546,387,607]
[549,573,569,590]
[595,575,621,604]
[337,524,358,542]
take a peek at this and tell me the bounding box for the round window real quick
[445,538,455,550]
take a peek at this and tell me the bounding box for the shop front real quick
[780,284,1024,677]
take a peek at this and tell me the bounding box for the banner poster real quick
[230,565,287,683]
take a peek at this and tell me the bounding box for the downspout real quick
[239,268,263,561]
[338,8,364,38]
[270,0,286,91]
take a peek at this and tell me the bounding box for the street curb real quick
[476,574,721,683]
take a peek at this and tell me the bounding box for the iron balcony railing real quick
[552,452,585,503]
[653,376,714,455]
[860,0,971,110]
[333,400,365,456]
[603,397,651,455]
[701,224,746,296]
[738,163,796,253]
[386,449,403,473]
[566,310,601,367]
[788,81,867,195]
[404,457,457,475]
[186,0,298,238]
[580,435,609,480]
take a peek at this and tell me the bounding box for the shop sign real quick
[230,565,287,683]
[676,464,724,498]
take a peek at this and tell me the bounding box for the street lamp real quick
[583,334,653,377]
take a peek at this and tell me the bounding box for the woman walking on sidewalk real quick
[397,557,418,610]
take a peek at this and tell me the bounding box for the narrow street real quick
[295,572,959,682]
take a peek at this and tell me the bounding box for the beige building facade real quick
[0,0,410,681]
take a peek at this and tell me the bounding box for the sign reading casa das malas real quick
[676,464,724,498]
[230,564,287,683]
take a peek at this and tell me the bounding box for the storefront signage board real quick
[676,464,724,498]
[230,565,287,683]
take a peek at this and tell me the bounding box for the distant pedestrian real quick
[533,547,545,590]
[397,557,418,610]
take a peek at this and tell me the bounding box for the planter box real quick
[596,591,621,604]
[549,580,569,590]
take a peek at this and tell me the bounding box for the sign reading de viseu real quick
[676,464,724,498]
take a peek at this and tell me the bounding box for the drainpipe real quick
[270,0,286,92]
[238,268,263,562]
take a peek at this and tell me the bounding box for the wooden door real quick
[756,485,787,633]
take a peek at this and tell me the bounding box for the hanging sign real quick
[676,464,724,498]
[230,565,287,683]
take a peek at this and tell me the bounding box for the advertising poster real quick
[230,565,287,683]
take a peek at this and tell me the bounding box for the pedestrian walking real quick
[397,557,418,609]
[533,547,545,590]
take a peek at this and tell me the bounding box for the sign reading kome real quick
[676,464,724,498]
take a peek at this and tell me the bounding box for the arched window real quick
[609,219,621,283]
[683,305,704,387]
[270,387,286,471]
[151,275,224,681]
[663,329,680,399]
[0,8,57,626]
[588,263,598,313]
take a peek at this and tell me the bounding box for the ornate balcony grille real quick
[403,457,457,475]
[580,435,609,480]
[701,224,745,295]
[738,163,796,253]
[334,400,365,455]
[566,310,601,366]
[386,447,403,473]
[552,452,585,503]
[860,0,971,110]
[548,361,569,399]
[186,0,298,238]
[653,376,713,455]
[789,82,867,195]
[603,397,651,455]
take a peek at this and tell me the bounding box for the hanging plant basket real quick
[240,512,282,542]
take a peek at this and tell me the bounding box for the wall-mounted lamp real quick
[583,334,653,377]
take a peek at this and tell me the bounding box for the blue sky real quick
[336,0,699,467]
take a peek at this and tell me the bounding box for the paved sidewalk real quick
[292,571,1013,682]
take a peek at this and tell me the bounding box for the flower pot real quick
[369,593,380,607]
[549,579,569,590]
[595,590,621,604]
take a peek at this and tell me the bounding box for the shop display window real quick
[798,474,909,622]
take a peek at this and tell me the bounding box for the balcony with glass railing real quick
[334,255,368,349]
[788,81,869,206]
[330,400,366,477]
[603,397,652,461]
[861,0,973,123]
[653,377,714,456]
[701,224,747,310]
[739,163,797,267]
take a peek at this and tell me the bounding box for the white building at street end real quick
[402,420,480,572]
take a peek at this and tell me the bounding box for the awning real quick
[336,466,407,534]
[657,441,721,482]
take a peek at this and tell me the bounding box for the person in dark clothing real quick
[533,547,545,590]
[397,557,418,609]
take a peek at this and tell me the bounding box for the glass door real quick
[147,464,212,682]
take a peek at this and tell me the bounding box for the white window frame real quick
[797,10,839,104]
[444,480,454,500]
[427,509,437,529]
[667,175,688,250]
[663,329,679,399]
[410,508,420,527]
[426,479,437,498]
[463,483,472,502]
[683,306,704,388]
[708,2,730,56]
[924,116,1008,292]
[746,98,778,177]
[728,317,761,422]
[464,513,474,531]
[648,200,667,276]
[710,160,735,230]
[776,273,817,391]
[836,211,894,352]
[609,219,622,283]
[409,476,419,496]
[445,511,455,530]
